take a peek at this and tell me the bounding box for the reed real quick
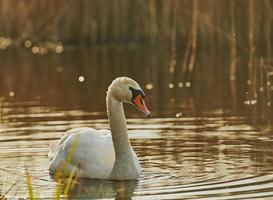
[181,0,198,81]
[229,0,237,81]
[0,182,16,200]
[26,168,36,200]
[24,134,80,199]
[24,164,79,199]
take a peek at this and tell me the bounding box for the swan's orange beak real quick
[132,95,151,117]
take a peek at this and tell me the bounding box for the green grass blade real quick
[64,166,77,196]
[1,182,16,200]
[64,134,80,176]
[54,171,62,200]
[25,168,36,200]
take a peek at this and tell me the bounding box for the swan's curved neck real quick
[106,90,139,180]
[106,92,131,155]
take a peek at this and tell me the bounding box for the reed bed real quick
[0,0,272,115]
[0,0,271,48]
[0,0,272,81]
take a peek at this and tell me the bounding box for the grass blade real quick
[25,168,36,200]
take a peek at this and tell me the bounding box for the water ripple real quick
[0,104,273,199]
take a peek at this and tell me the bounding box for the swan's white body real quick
[49,77,149,180]
[49,127,140,179]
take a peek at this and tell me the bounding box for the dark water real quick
[0,47,273,199]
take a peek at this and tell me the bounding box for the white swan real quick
[49,77,150,180]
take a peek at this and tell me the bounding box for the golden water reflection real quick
[0,100,272,199]
[0,47,272,199]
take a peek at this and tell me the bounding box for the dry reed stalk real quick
[162,0,172,43]
[112,0,120,42]
[169,0,177,74]
[229,0,237,81]
[265,64,273,109]
[182,0,198,80]
[188,0,198,76]
[259,59,265,116]
[148,0,157,44]
[248,0,257,98]
[264,0,272,59]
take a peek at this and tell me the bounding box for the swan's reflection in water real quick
[70,179,138,199]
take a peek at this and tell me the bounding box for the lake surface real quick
[0,47,272,199]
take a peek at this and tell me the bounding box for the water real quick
[0,47,273,199]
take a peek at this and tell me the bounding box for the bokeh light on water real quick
[0,47,272,199]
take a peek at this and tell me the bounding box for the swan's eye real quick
[129,87,145,101]
[141,92,145,99]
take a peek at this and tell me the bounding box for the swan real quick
[48,77,150,180]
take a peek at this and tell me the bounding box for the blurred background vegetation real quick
[0,0,272,119]
[0,0,271,50]
[0,0,272,76]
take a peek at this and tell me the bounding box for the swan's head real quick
[108,77,151,117]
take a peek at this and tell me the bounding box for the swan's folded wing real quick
[49,128,115,179]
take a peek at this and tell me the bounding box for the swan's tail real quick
[48,130,71,160]
[49,146,78,176]
[48,129,79,174]
[48,141,58,160]
[48,148,66,173]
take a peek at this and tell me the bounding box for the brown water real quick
[0,47,273,199]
